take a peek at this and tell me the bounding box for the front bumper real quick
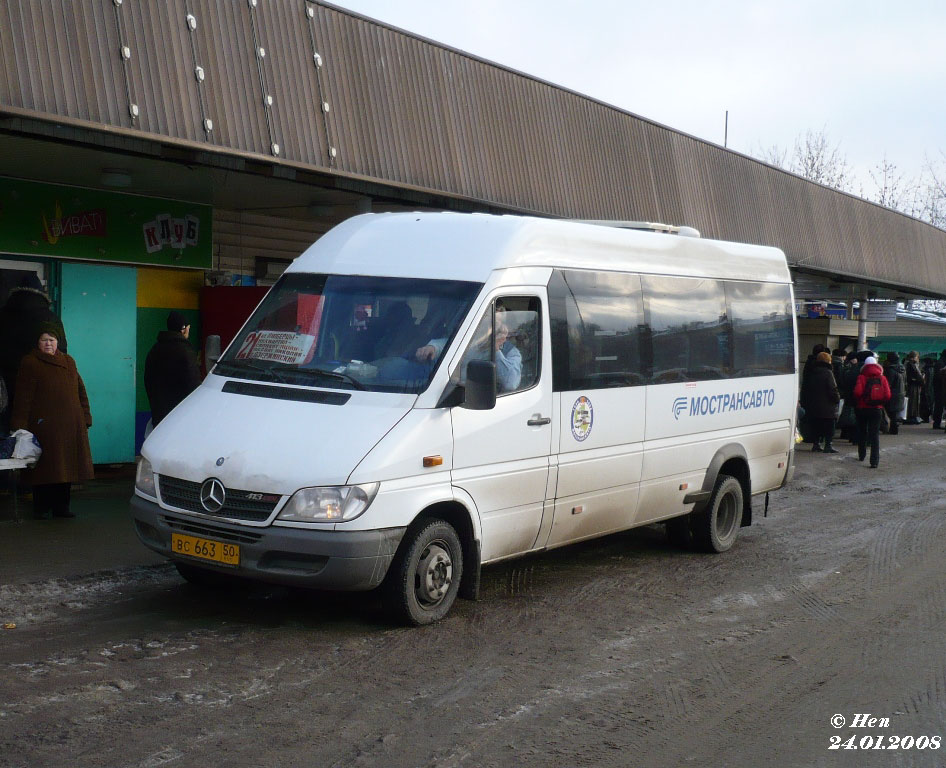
[130,495,406,591]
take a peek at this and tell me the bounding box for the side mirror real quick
[462,360,497,410]
[205,334,221,369]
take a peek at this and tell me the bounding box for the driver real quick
[416,313,521,392]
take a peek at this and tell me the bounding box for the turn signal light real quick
[423,455,443,468]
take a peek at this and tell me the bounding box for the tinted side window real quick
[548,269,646,391]
[727,282,795,375]
[642,276,731,382]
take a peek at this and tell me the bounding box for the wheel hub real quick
[416,542,452,606]
[717,491,738,538]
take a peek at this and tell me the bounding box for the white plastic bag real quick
[11,429,42,461]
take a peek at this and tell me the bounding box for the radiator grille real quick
[158,475,280,522]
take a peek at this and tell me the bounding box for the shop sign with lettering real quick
[0,177,211,268]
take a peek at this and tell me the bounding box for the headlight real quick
[277,483,379,523]
[135,456,157,498]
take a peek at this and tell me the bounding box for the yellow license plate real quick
[171,533,240,566]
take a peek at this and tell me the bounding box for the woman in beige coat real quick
[10,323,93,518]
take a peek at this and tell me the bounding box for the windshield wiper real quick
[213,359,289,383]
[305,366,367,390]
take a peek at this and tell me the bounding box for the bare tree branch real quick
[789,128,852,191]
[751,128,852,192]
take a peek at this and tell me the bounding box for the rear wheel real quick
[388,519,463,626]
[692,474,743,553]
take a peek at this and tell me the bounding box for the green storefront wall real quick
[1,177,211,460]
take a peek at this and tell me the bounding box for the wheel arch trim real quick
[397,488,483,601]
[693,443,752,526]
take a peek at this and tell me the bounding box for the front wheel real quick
[692,474,743,553]
[388,519,463,625]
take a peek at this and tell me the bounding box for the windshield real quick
[216,274,482,393]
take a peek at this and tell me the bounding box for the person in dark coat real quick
[798,343,826,443]
[0,287,67,412]
[853,356,891,469]
[936,364,946,434]
[904,350,925,424]
[144,311,201,427]
[831,348,845,391]
[838,351,861,443]
[882,352,905,435]
[920,356,936,422]
[10,323,93,518]
[932,349,946,429]
[807,351,841,453]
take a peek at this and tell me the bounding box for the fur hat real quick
[36,321,62,342]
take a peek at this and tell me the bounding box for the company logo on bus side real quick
[672,388,776,420]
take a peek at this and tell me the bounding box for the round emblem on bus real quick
[199,478,226,513]
[570,396,593,442]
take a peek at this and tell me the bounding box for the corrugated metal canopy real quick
[1,0,944,296]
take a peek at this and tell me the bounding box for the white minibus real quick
[131,213,798,624]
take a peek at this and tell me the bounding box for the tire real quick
[388,519,463,626]
[691,474,743,553]
[174,561,237,589]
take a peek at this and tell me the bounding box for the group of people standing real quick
[0,282,201,519]
[800,343,946,469]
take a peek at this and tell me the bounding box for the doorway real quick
[0,258,46,305]
[60,262,137,463]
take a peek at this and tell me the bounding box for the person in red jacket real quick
[852,355,892,468]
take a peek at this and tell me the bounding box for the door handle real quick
[527,414,551,426]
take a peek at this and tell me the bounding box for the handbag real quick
[11,429,42,461]
[838,402,856,428]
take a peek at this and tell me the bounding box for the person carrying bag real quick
[853,356,891,468]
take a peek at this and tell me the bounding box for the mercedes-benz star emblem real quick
[216,457,225,467]
[199,478,226,513]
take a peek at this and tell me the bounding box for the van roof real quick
[288,212,791,284]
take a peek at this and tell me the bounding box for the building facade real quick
[2,0,945,461]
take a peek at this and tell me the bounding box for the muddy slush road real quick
[3,432,946,768]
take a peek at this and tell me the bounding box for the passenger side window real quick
[548,269,646,391]
[454,296,541,395]
[727,282,794,376]
[641,276,731,382]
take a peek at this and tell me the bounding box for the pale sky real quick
[326,0,946,197]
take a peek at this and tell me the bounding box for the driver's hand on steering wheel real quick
[415,344,438,362]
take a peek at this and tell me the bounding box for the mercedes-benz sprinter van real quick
[131,213,797,624]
